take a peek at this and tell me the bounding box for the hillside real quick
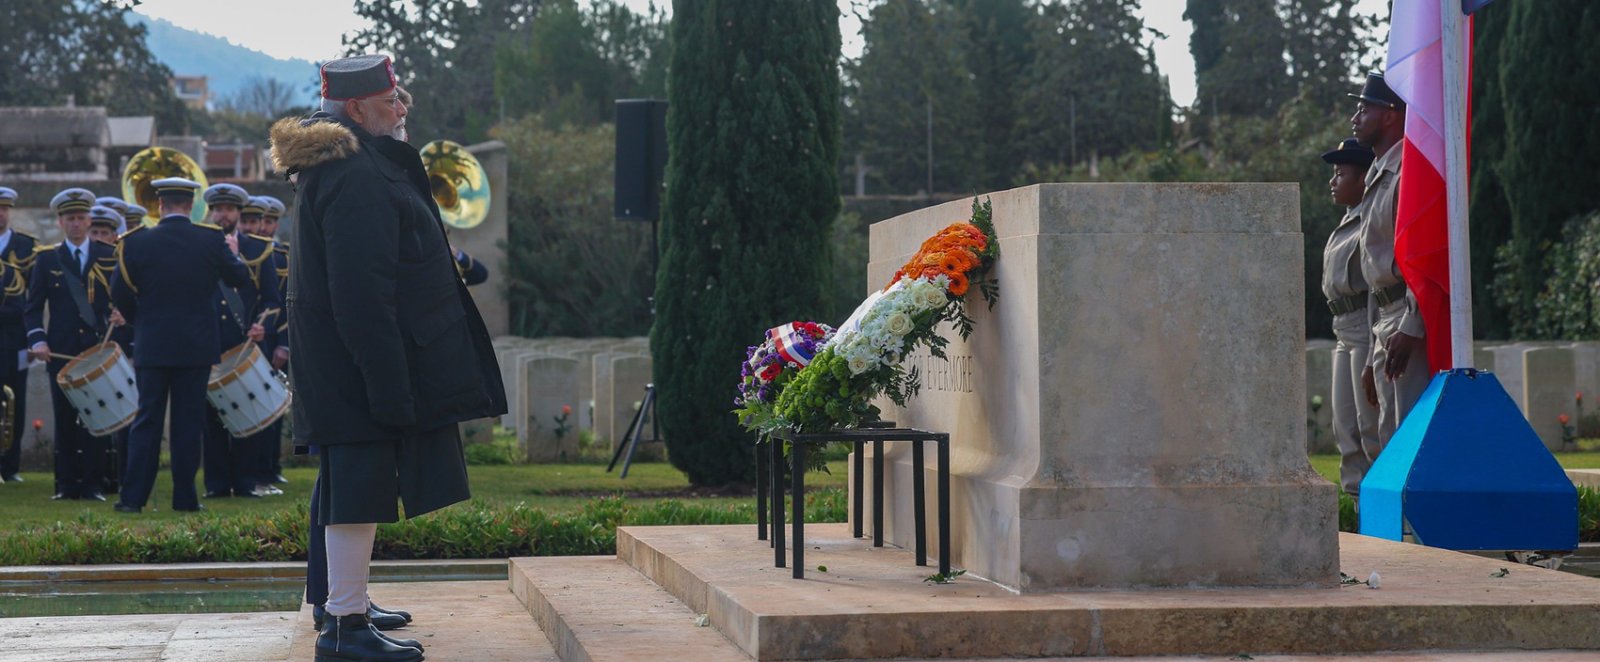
[130,14,319,106]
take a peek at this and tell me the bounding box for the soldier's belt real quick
[1326,292,1368,316]
[1373,282,1408,308]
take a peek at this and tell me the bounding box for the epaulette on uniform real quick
[248,233,275,243]
[12,231,35,241]
[197,222,223,231]
[119,225,146,241]
[34,243,57,253]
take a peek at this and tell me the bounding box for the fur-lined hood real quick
[269,113,360,174]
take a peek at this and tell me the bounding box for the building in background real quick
[170,75,209,110]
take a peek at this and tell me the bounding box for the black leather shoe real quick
[369,602,412,623]
[173,504,206,512]
[3,474,22,483]
[376,629,423,653]
[314,612,422,662]
[81,491,107,502]
[312,604,413,634]
[113,503,140,514]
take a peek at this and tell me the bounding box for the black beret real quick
[1321,138,1376,168]
[321,54,397,101]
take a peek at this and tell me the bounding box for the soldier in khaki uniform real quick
[1320,138,1382,500]
[1350,72,1429,449]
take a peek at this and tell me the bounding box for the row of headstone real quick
[1304,340,1600,453]
[488,336,651,462]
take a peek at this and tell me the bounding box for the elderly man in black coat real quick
[270,54,505,662]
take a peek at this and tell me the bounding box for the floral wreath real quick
[735,198,999,441]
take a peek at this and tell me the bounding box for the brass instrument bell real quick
[121,147,210,226]
[418,140,490,229]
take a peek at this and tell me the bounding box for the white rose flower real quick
[915,284,948,310]
[847,355,871,374]
[886,312,914,337]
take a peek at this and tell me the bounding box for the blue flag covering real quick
[1463,0,1495,14]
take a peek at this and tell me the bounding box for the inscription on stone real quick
[906,350,975,394]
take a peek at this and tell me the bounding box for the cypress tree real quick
[1185,0,1292,119]
[1466,1,1512,339]
[1496,1,1600,337]
[651,1,841,485]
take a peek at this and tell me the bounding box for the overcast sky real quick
[132,0,1392,109]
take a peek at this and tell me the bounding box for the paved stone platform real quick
[0,580,553,661]
[512,524,1600,660]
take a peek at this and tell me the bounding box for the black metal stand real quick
[605,383,660,478]
[765,426,951,580]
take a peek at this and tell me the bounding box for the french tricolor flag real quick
[1383,0,1488,372]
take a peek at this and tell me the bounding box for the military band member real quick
[1349,72,1428,450]
[0,187,34,484]
[123,203,147,228]
[27,191,119,501]
[112,178,252,513]
[88,204,122,245]
[240,196,291,485]
[89,205,133,495]
[197,185,278,499]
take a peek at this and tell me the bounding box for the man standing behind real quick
[27,190,118,501]
[197,185,275,499]
[1320,138,1382,504]
[270,54,503,662]
[0,187,35,484]
[1350,72,1429,447]
[112,178,251,514]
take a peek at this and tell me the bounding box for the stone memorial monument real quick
[861,183,1339,590]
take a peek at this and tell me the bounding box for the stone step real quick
[613,523,1600,660]
[509,555,751,662]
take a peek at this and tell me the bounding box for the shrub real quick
[0,490,846,566]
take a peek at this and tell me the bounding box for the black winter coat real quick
[270,113,505,446]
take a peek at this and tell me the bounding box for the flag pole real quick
[1441,0,1473,368]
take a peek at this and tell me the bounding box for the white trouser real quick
[325,522,378,616]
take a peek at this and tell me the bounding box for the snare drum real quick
[208,342,291,437]
[56,343,139,436]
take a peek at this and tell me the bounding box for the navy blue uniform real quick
[111,216,251,511]
[26,241,117,498]
[202,232,281,496]
[0,230,36,480]
[264,240,290,480]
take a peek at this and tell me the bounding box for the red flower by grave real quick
[561,405,573,416]
[1559,413,1572,426]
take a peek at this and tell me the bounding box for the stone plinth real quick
[861,183,1337,590]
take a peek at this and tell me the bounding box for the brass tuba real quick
[121,147,210,226]
[418,140,490,229]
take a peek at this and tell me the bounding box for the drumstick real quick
[255,308,281,326]
[48,353,78,361]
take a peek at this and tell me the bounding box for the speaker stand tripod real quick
[606,383,660,479]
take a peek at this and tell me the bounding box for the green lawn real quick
[1309,452,1600,487]
[0,461,849,531]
